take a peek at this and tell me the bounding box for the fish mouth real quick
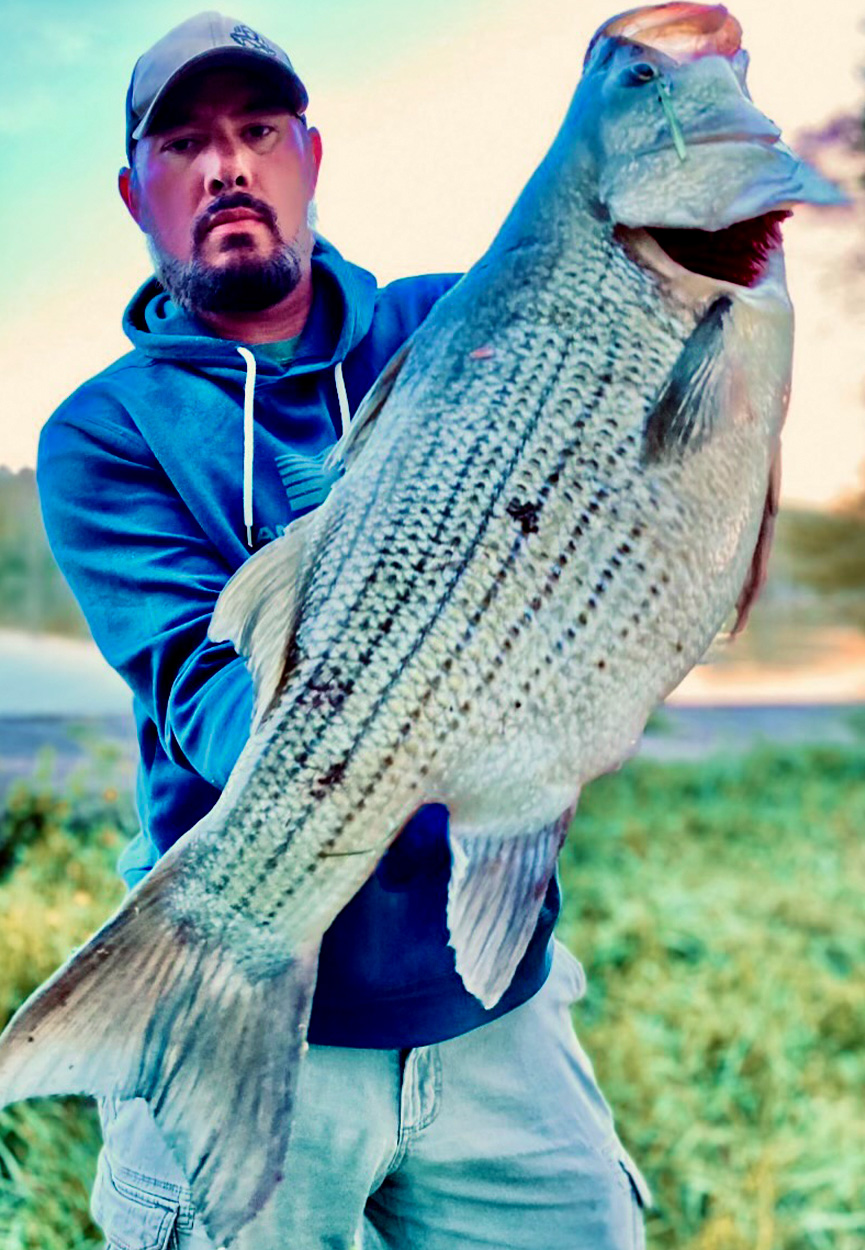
[643,210,790,287]
[644,129,782,157]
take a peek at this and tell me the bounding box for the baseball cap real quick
[125,12,309,161]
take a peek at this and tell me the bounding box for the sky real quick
[1,0,863,506]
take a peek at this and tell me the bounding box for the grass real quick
[0,761,131,1250]
[0,741,863,1248]
[560,745,865,1250]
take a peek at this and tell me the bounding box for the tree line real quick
[0,468,88,638]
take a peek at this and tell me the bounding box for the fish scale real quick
[0,7,845,1246]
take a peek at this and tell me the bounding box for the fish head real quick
[574,3,845,261]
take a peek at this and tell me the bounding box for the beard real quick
[147,192,307,315]
[151,241,303,314]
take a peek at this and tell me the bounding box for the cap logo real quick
[229,24,278,57]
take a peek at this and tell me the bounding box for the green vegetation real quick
[0,469,88,639]
[562,743,865,1250]
[0,762,133,1250]
[0,741,863,1248]
[780,504,865,633]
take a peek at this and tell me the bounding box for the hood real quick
[122,236,379,377]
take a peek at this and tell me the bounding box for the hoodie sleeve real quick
[37,400,254,790]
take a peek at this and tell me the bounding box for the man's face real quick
[120,67,322,314]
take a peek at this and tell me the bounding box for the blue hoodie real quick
[37,238,559,1047]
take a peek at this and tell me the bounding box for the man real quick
[38,13,649,1249]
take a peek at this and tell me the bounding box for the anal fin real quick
[0,865,319,1247]
[448,806,575,1010]
[732,442,782,635]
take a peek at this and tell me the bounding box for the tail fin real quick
[0,867,319,1246]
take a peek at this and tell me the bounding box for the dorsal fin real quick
[324,335,414,474]
[209,510,319,730]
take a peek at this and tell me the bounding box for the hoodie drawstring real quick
[237,347,257,548]
[236,348,351,551]
[334,360,350,437]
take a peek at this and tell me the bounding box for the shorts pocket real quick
[93,1153,181,1250]
[617,1151,653,1250]
[619,1148,653,1210]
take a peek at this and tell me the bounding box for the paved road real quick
[0,704,861,804]
[641,702,865,761]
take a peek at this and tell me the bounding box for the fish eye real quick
[620,61,659,87]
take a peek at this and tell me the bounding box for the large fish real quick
[0,4,843,1245]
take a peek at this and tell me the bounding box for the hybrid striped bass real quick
[0,4,843,1245]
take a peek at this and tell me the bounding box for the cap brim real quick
[131,47,308,145]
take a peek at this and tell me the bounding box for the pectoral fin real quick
[0,862,319,1247]
[447,806,575,1009]
[642,296,733,463]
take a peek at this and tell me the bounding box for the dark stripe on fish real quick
[222,251,634,912]
[248,336,631,919]
[201,398,510,893]
[247,339,579,911]
[282,269,625,755]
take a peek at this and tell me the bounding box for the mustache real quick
[193,192,280,249]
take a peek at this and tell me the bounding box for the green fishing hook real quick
[657,77,687,163]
